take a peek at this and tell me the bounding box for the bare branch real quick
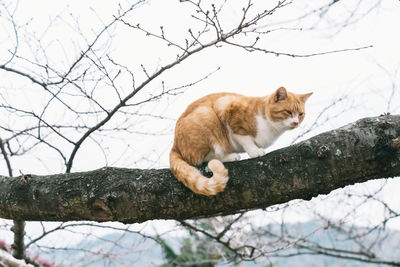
[0,115,399,223]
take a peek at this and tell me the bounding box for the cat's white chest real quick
[254,115,283,148]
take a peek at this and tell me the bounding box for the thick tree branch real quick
[0,114,399,223]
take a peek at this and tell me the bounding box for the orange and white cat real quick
[170,87,312,196]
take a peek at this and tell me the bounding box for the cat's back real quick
[179,92,244,119]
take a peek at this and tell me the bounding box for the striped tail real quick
[169,149,229,196]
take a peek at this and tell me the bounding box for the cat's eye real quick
[299,112,304,116]
[285,110,292,115]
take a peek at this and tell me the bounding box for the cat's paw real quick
[248,147,265,158]
[222,153,241,162]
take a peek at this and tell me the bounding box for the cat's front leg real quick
[209,145,241,162]
[221,153,241,162]
[232,134,265,158]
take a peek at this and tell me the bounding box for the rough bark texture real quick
[11,220,25,259]
[0,115,399,223]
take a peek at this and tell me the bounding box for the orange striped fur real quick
[170,87,312,196]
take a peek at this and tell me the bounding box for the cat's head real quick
[266,87,312,130]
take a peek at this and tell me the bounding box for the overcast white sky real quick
[1,0,400,252]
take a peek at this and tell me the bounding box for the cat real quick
[169,87,312,196]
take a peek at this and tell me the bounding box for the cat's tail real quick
[169,149,229,196]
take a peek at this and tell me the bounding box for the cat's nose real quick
[291,121,299,127]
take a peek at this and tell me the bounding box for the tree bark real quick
[11,220,25,259]
[0,115,399,223]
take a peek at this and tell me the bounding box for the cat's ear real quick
[299,92,313,103]
[274,87,287,102]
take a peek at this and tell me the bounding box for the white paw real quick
[248,147,265,158]
[222,153,241,162]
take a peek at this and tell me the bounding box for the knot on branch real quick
[91,199,113,221]
[317,145,330,159]
[377,114,394,129]
[18,170,31,185]
[391,137,400,150]
[378,119,392,128]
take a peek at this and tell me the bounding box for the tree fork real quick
[0,114,399,223]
